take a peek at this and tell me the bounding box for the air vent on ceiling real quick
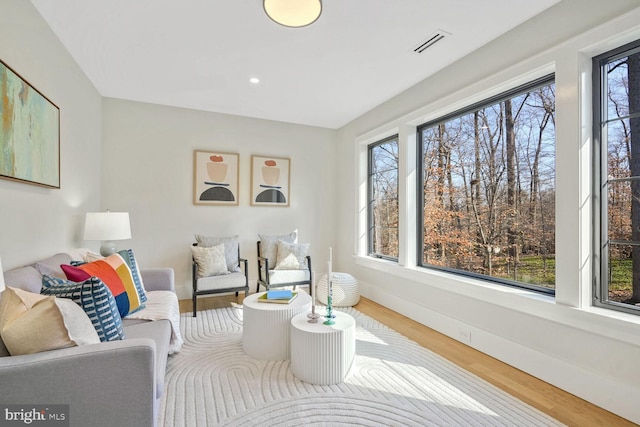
[412,30,451,54]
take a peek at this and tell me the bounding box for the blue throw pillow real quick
[41,275,125,342]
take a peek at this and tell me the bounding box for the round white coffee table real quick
[242,291,311,360]
[290,310,356,385]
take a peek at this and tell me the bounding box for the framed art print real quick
[0,59,60,188]
[194,150,239,205]
[250,155,290,207]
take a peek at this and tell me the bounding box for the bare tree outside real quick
[603,48,640,305]
[419,80,556,289]
[369,137,399,258]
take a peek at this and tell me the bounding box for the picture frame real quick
[250,155,290,207]
[0,59,60,188]
[193,150,239,205]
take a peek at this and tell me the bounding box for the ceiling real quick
[30,0,560,129]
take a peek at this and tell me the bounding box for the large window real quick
[594,40,640,314]
[417,76,556,292]
[368,135,399,260]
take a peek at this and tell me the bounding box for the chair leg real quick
[192,294,197,317]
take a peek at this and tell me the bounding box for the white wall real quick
[0,0,102,270]
[4,0,640,422]
[336,0,640,423]
[101,98,337,300]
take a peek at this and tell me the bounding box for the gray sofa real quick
[0,251,175,427]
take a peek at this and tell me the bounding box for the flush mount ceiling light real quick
[263,0,322,28]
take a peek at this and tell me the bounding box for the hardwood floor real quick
[180,295,637,427]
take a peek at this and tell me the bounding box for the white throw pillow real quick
[191,244,229,278]
[275,240,310,270]
[259,231,297,265]
[194,234,241,272]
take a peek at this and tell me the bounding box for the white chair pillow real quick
[259,231,297,264]
[192,244,229,278]
[274,240,309,270]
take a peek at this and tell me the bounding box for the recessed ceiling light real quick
[249,77,260,84]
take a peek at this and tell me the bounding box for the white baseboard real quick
[360,281,640,425]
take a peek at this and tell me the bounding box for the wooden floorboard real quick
[180,295,637,427]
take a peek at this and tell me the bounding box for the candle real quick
[327,247,333,306]
[311,272,316,308]
[328,247,332,284]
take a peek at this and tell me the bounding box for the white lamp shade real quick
[83,212,131,241]
[263,0,322,27]
[0,255,5,293]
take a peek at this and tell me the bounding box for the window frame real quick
[593,38,640,315]
[415,74,556,295]
[367,134,400,261]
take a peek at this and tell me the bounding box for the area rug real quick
[159,307,564,427]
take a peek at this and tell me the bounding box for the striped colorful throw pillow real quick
[41,275,125,342]
[61,253,144,317]
[117,249,147,304]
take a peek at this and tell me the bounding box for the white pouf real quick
[316,272,359,307]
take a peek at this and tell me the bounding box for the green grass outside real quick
[608,257,633,291]
[480,254,633,294]
[491,255,556,288]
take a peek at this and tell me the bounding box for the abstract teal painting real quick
[0,60,60,188]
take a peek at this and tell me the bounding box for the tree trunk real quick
[437,124,446,260]
[629,52,640,302]
[505,99,518,279]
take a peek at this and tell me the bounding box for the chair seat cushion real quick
[196,271,246,291]
[267,269,310,285]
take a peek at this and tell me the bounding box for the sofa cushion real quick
[2,266,43,295]
[275,240,310,270]
[1,289,99,356]
[61,253,144,317]
[124,290,183,355]
[195,234,241,273]
[33,253,73,278]
[41,275,125,342]
[123,319,171,398]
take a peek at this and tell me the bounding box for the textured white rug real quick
[159,307,564,427]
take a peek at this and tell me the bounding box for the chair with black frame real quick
[191,236,249,317]
[256,231,313,298]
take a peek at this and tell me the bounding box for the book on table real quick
[258,290,298,304]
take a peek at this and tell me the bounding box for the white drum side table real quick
[242,291,311,360]
[290,310,356,385]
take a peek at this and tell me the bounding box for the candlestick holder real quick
[323,273,335,325]
[307,305,321,323]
